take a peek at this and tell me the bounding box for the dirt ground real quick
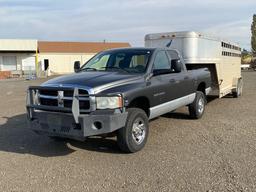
[0,72,255,192]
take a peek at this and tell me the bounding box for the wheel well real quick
[128,97,150,117]
[197,82,206,94]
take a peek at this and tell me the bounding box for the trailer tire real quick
[117,108,149,153]
[189,91,206,119]
[232,78,243,98]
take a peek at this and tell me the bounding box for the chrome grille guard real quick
[26,86,95,124]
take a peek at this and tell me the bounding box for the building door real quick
[2,56,17,71]
[22,57,36,71]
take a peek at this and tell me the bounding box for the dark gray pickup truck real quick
[27,48,211,152]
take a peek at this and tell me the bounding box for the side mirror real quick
[171,59,182,73]
[74,61,81,73]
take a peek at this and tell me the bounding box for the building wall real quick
[39,52,95,76]
[0,52,36,73]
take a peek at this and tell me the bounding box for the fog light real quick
[93,121,102,130]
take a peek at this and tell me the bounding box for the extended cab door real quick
[148,49,196,119]
[150,50,185,106]
[148,50,176,106]
[166,50,195,98]
[148,50,196,119]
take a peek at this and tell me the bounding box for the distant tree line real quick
[242,15,256,67]
[251,14,256,68]
[242,49,252,64]
[252,14,256,56]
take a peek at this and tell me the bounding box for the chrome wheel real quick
[198,97,205,114]
[132,117,146,145]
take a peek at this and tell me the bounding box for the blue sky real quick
[0,0,255,50]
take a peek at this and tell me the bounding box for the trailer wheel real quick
[232,78,243,98]
[189,91,206,119]
[117,108,149,153]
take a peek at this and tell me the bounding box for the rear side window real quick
[153,51,170,70]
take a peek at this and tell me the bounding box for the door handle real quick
[184,76,189,80]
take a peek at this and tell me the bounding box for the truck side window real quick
[153,51,170,70]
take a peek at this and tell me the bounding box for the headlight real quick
[96,96,123,109]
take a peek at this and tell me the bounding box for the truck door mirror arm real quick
[145,72,154,81]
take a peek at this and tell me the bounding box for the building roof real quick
[38,41,131,53]
[0,39,37,51]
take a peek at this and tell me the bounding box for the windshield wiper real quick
[80,67,97,71]
[101,67,128,73]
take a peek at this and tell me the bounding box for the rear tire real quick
[117,108,149,153]
[189,91,206,119]
[232,78,243,98]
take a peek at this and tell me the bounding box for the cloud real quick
[0,0,254,49]
[202,20,252,48]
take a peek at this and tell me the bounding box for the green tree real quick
[251,14,256,55]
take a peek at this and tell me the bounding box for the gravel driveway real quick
[0,72,255,192]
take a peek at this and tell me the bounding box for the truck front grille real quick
[40,98,58,106]
[39,90,58,96]
[38,88,91,112]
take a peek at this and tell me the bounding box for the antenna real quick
[166,40,172,48]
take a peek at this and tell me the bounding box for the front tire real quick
[189,91,206,119]
[117,108,149,153]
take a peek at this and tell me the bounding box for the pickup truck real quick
[27,48,211,153]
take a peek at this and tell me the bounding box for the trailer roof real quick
[145,31,240,47]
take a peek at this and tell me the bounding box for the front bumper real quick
[26,86,127,140]
[28,110,128,140]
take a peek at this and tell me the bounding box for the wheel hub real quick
[198,98,204,114]
[132,117,146,145]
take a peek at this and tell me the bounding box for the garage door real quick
[2,56,17,71]
[22,57,36,71]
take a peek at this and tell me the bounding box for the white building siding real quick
[0,53,36,72]
[39,53,95,76]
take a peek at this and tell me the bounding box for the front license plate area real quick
[47,115,62,131]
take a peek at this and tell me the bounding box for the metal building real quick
[0,39,130,78]
[37,41,130,76]
[0,39,37,78]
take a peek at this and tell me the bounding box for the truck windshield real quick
[80,50,152,73]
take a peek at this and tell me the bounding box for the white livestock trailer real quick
[145,31,242,98]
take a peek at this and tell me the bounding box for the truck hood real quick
[42,71,143,93]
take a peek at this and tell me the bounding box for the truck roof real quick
[104,47,156,51]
